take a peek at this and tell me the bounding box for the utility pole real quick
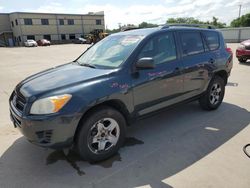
[238,4,242,19]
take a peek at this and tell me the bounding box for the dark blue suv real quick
[9,25,233,162]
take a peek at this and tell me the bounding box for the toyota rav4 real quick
[9,25,233,162]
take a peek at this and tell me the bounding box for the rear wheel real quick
[238,58,247,63]
[76,106,126,162]
[199,76,225,110]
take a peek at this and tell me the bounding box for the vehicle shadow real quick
[0,102,249,188]
[239,61,250,66]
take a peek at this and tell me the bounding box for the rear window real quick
[180,32,204,56]
[203,31,220,50]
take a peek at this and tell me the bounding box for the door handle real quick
[208,58,215,64]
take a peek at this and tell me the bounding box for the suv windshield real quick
[77,34,144,68]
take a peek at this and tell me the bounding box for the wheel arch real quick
[214,70,228,85]
[73,99,132,143]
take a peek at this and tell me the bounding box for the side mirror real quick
[136,57,155,70]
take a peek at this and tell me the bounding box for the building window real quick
[68,19,74,25]
[11,21,14,27]
[24,18,33,25]
[27,35,35,40]
[59,19,64,25]
[69,34,75,40]
[96,19,101,25]
[43,35,51,41]
[61,34,66,40]
[41,19,49,25]
[15,19,18,25]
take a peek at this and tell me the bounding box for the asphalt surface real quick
[0,43,250,188]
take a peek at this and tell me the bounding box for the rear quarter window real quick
[203,31,220,51]
[180,32,204,57]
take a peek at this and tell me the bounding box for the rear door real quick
[178,31,212,99]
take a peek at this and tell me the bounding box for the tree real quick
[231,13,250,27]
[166,17,226,28]
[138,22,158,28]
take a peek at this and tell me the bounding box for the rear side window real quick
[203,31,220,50]
[180,32,204,56]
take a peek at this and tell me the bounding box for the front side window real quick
[138,32,177,65]
[180,32,204,56]
[24,18,33,25]
[203,31,220,51]
[77,35,144,68]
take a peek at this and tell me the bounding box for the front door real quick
[132,32,183,116]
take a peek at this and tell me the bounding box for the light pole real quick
[238,4,242,19]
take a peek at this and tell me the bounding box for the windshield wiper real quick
[75,61,96,68]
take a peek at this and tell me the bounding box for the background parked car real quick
[24,40,38,47]
[73,38,87,44]
[236,39,250,63]
[37,39,51,46]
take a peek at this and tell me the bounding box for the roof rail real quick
[161,24,215,29]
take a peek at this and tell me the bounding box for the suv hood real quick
[18,63,114,98]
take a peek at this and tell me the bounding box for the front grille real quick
[11,90,26,112]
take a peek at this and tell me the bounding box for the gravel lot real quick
[0,43,250,188]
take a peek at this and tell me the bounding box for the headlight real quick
[30,94,72,114]
[238,44,245,49]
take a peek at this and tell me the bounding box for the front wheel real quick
[199,76,225,110]
[76,106,126,162]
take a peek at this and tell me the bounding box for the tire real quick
[238,58,247,63]
[199,76,225,110]
[76,106,126,162]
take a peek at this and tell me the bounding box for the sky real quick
[0,0,250,29]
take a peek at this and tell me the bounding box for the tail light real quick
[226,47,233,55]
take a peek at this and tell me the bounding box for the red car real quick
[37,39,51,46]
[236,39,250,63]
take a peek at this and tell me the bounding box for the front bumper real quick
[9,102,81,149]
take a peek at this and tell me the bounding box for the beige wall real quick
[1,12,105,45]
[0,14,11,32]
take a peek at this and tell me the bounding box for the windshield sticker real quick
[120,36,142,46]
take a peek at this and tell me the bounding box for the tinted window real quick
[59,19,64,25]
[203,31,219,50]
[68,19,74,25]
[69,34,75,39]
[61,34,66,40]
[180,32,204,56]
[96,19,101,25]
[27,35,35,40]
[43,35,51,41]
[41,19,49,25]
[24,18,33,25]
[138,32,176,65]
